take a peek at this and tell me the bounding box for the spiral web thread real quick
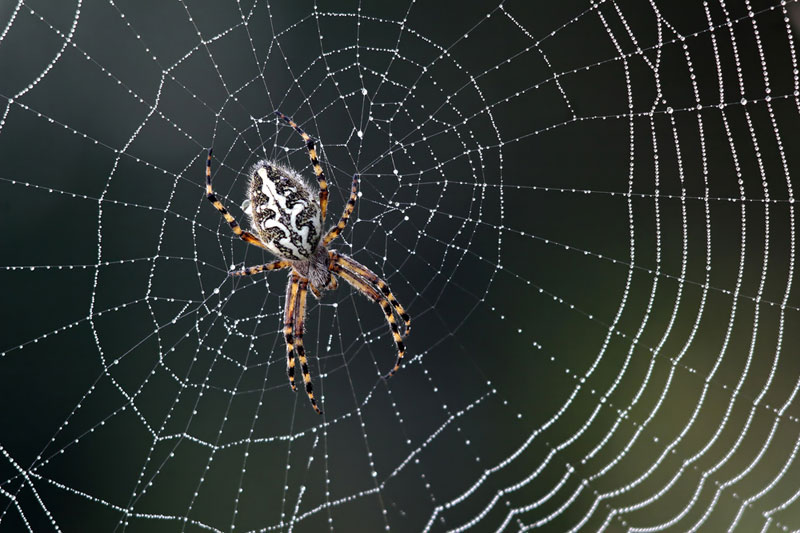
[1,1,800,531]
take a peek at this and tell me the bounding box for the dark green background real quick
[2,1,800,531]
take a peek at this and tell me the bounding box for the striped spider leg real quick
[329,253,411,378]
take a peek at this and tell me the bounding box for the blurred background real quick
[1,0,800,531]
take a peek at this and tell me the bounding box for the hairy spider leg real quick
[229,260,290,277]
[309,284,323,299]
[284,273,300,392]
[331,256,409,378]
[205,149,268,250]
[327,275,338,291]
[294,277,322,414]
[332,253,411,336]
[323,174,359,246]
[275,111,329,220]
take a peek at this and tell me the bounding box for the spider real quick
[205,111,411,414]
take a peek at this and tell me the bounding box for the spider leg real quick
[275,111,328,220]
[330,256,409,378]
[205,149,268,250]
[327,275,339,291]
[229,260,290,276]
[294,277,322,414]
[309,284,323,300]
[284,272,300,392]
[331,253,411,336]
[323,174,359,246]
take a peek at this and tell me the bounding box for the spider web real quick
[2,0,800,531]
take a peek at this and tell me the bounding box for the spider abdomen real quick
[246,161,322,260]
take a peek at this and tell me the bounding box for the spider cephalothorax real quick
[205,111,410,414]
